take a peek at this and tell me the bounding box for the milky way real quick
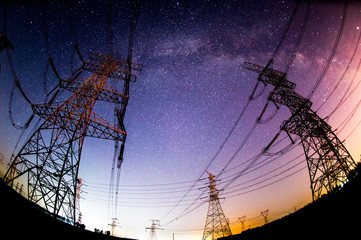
[1,1,361,239]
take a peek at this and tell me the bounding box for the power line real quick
[307,1,348,99]
[84,135,301,195]
[272,1,300,60]
[2,2,35,131]
[284,1,312,73]
[84,177,206,188]
[156,2,314,225]
[222,161,306,197]
[221,154,304,192]
[326,57,361,118]
[223,166,307,199]
[160,81,262,222]
[159,5,310,218]
[335,98,361,134]
[316,12,361,112]
[83,153,305,205]
[162,164,307,226]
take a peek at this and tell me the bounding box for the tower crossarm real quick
[60,78,129,104]
[33,102,126,141]
[281,108,330,137]
[243,61,296,90]
[269,86,312,112]
[83,61,137,82]
[83,52,142,82]
[88,52,143,72]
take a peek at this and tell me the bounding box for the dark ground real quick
[220,164,361,240]
[0,179,136,240]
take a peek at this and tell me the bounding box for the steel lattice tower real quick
[260,209,270,225]
[145,220,163,240]
[202,172,232,240]
[238,215,246,232]
[244,59,358,201]
[3,52,141,223]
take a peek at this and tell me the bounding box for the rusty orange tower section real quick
[3,51,141,224]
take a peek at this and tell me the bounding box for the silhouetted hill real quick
[0,179,137,240]
[220,164,361,240]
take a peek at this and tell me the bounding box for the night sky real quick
[1,1,361,240]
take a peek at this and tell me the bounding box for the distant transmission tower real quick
[260,209,270,225]
[108,217,120,236]
[244,59,358,201]
[202,171,232,240]
[238,215,246,232]
[75,178,83,224]
[3,51,141,223]
[146,220,163,240]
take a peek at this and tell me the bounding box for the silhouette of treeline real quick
[220,163,361,240]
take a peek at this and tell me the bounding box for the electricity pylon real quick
[202,171,232,240]
[244,59,358,201]
[108,217,120,236]
[75,178,83,224]
[238,215,246,232]
[3,51,141,223]
[260,209,270,225]
[146,220,163,240]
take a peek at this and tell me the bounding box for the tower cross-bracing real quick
[244,59,357,201]
[3,52,141,223]
[202,171,232,240]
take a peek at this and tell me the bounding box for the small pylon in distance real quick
[260,209,270,225]
[238,215,246,232]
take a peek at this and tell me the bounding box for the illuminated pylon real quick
[260,209,270,225]
[146,220,163,240]
[244,59,357,201]
[3,52,141,223]
[75,178,83,224]
[238,215,246,232]
[202,172,232,240]
[108,217,120,236]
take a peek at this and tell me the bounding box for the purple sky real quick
[1,1,361,239]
